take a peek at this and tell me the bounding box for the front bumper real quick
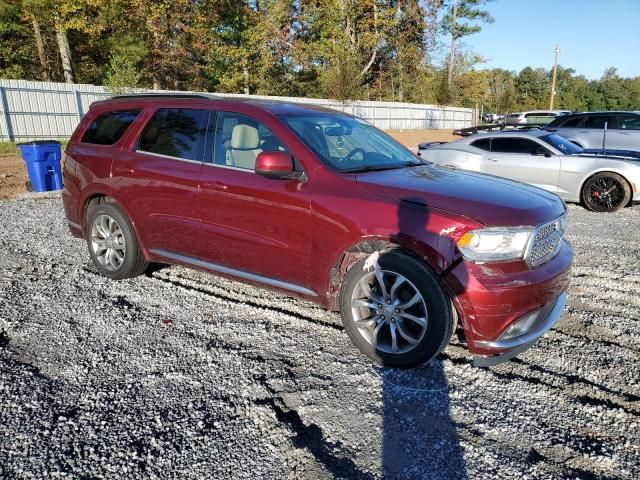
[472,292,567,367]
[444,239,572,366]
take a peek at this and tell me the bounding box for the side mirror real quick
[255,151,296,179]
[532,147,551,158]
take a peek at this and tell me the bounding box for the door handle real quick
[488,157,499,162]
[202,180,227,190]
[114,165,135,174]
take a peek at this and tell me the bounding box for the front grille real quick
[526,215,566,267]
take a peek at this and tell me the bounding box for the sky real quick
[454,0,640,79]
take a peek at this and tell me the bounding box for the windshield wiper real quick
[341,161,424,173]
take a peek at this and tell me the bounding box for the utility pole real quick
[447,0,458,88]
[549,45,560,110]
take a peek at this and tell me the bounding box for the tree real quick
[441,0,494,87]
[0,1,39,79]
[104,48,142,94]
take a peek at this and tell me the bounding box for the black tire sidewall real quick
[85,203,144,280]
[340,251,452,368]
[582,172,631,212]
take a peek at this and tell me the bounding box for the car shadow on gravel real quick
[380,195,468,478]
[381,360,467,479]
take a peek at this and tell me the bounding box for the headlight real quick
[457,226,532,263]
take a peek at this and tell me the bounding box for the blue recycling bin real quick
[16,141,63,192]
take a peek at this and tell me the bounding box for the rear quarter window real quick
[81,109,141,145]
[471,138,491,151]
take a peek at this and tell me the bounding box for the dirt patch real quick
[386,129,458,148]
[0,155,27,200]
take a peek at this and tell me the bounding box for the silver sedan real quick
[418,130,640,212]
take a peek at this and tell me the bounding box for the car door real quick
[481,136,560,193]
[580,114,615,149]
[614,113,640,150]
[112,106,207,257]
[197,110,312,291]
[547,115,584,143]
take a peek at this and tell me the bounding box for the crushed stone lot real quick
[0,193,638,480]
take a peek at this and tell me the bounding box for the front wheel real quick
[581,172,631,212]
[340,251,454,368]
[86,202,148,279]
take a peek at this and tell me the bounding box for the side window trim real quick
[203,110,218,164]
[135,107,208,163]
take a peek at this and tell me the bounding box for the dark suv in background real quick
[62,94,572,368]
[546,111,640,150]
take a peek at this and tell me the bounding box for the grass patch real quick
[0,142,18,156]
[0,140,69,157]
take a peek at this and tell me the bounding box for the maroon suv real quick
[62,94,572,368]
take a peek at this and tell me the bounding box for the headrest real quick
[231,124,259,149]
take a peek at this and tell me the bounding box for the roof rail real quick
[110,93,213,100]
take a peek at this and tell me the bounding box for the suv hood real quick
[355,165,565,226]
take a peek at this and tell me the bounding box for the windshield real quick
[539,133,583,155]
[278,113,423,172]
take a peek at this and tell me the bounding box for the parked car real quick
[62,94,572,368]
[504,110,571,126]
[418,130,640,212]
[545,111,640,150]
[481,113,503,124]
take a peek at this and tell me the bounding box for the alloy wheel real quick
[350,269,429,354]
[90,214,126,271]
[585,176,625,211]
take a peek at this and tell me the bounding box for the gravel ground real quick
[0,193,638,479]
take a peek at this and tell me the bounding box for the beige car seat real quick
[227,124,262,169]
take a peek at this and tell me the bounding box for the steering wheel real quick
[343,147,366,164]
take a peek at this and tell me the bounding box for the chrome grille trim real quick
[525,214,566,267]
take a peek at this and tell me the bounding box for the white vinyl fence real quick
[0,79,474,142]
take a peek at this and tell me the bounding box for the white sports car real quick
[418,130,640,212]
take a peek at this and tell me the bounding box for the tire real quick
[339,250,454,368]
[581,172,631,213]
[86,202,148,279]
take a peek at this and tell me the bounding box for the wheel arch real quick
[325,238,447,311]
[82,192,151,260]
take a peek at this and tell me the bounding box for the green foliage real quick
[441,0,495,40]
[104,51,141,95]
[0,1,39,79]
[0,0,639,113]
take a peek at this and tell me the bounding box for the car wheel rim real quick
[586,177,625,211]
[351,269,428,355]
[90,214,126,271]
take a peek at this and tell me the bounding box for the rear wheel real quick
[340,251,453,368]
[581,172,631,212]
[86,203,148,279]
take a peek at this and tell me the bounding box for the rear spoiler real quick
[417,141,449,149]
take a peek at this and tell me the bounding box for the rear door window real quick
[584,115,613,129]
[491,137,539,154]
[81,109,141,145]
[559,116,583,128]
[137,108,207,161]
